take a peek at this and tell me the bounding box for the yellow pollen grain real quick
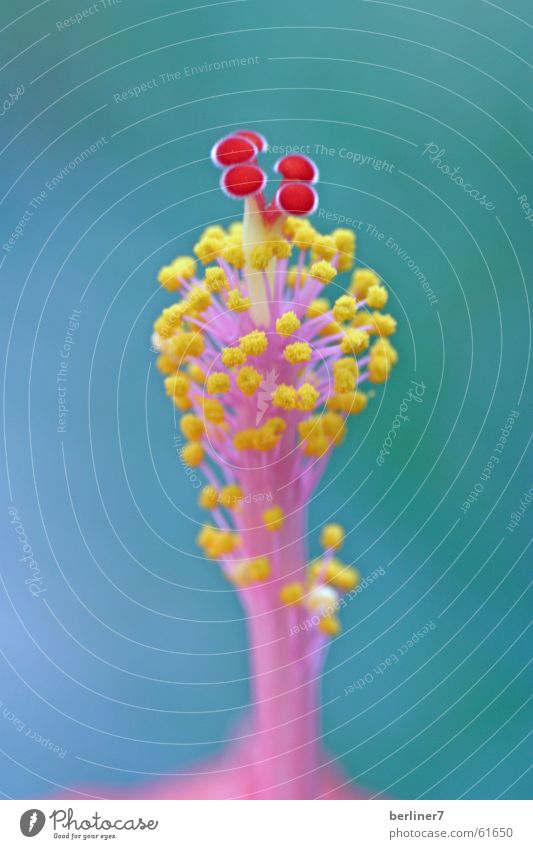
[310,260,337,285]
[276,310,301,337]
[206,372,230,394]
[263,505,284,531]
[239,330,268,356]
[284,341,312,364]
[181,442,204,466]
[272,384,297,410]
[180,414,204,441]
[236,366,262,395]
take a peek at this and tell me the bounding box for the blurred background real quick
[0,0,531,800]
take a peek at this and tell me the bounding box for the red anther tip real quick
[211,134,257,168]
[276,182,318,215]
[221,164,267,197]
[235,129,267,152]
[275,154,318,183]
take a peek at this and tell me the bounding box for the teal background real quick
[1,0,531,800]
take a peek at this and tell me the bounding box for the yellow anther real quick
[282,216,308,240]
[194,237,223,264]
[255,417,286,450]
[197,525,240,558]
[292,223,316,250]
[173,395,192,411]
[239,330,268,356]
[333,295,357,323]
[206,372,230,394]
[279,582,304,606]
[221,237,246,269]
[156,354,177,374]
[369,312,397,337]
[322,411,346,445]
[188,362,206,382]
[229,221,243,238]
[310,260,337,285]
[181,441,204,466]
[199,485,218,510]
[263,505,284,531]
[340,328,369,355]
[167,331,205,360]
[219,483,243,509]
[320,523,345,551]
[271,239,292,259]
[327,390,368,415]
[202,225,226,241]
[318,321,342,337]
[180,414,204,441]
[202,398,225,424]
[312,234,337,261]
[221,346,247,368]
[157,265,179,291]
[331,565,360,592]
[188,286,212,312]
[164,373,189,398]
[332,228,356,272]
[333,367,355,394]
[247,557,271,582]
[236,365,263,395]
[369,355,391,383]
[306,298,330,318]
[154,303,186,338]
[272,384,297,410]
[318,615,341,637]
[204,267,229,292]
[276,310,301,336]
[372,337,398,364]
[366,284,388,309]
[297,383,319,411]
[234,418,286,452]
[284,341,312,363]
[350,268,380,297]
[250,243,273,271]
[333,359,358,393]
[287,265,308,288]
[226,289,251,312]
[352,310,372,328]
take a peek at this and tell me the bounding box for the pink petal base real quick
[63,738,371,800]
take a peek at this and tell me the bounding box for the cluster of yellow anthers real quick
[279,523,359,636]
[153,217,398,460]
[153,212,397,636]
